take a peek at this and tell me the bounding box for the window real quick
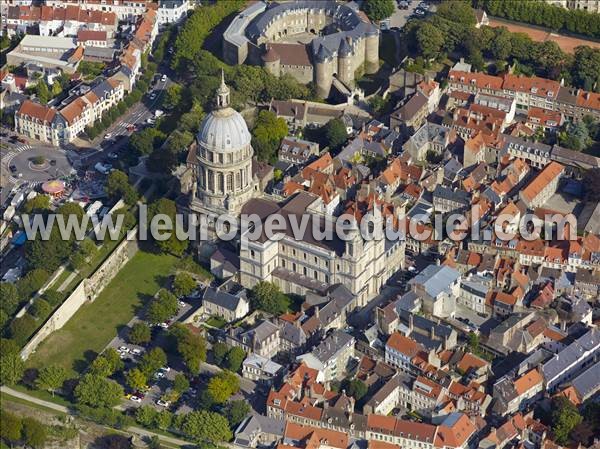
[226,173,233,192]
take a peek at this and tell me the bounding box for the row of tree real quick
[406,1,600,92]
[474,0,600,39]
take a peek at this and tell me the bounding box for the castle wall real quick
[281,64,313,84]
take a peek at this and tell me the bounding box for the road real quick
[388,0,421,29]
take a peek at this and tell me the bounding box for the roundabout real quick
[3,145,74,188]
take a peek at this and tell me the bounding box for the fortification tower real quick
[365,29,380,74]
[337,37,354,86]
[262,45,281,77]
[315,44,335,98]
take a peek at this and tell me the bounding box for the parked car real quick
[160,366,171,373]
[104,133,112,139]
[9,165,17,173]
[131,348,142,356]
[156,399,170,407]
[118,346,130,353]
[107,152,118,159]
[149,92,156,100]
[161,74,167,82]
[130,396,142,403]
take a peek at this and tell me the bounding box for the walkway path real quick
[1,386,193,448]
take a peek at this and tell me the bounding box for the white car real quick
[159,322,169,329]
[156,399,170,407]
[104,133,112,139]
[130,395,142,403]
[149,93,156,100]
[131,348,142,356]
[118,346,130,353]
[161,74,167,82]
[154,371,166,379]
[178,300,186,308]
[160,366,171,373]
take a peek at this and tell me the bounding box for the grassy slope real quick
[27,250,177,377]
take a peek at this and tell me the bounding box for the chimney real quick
[409,314,414,332]
[315,306,320,319]
[430,326,436,340]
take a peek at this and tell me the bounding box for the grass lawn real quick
[27,249,177,377]
[10,384,72,409]
[1,392,68,416]
[205,316,227,328]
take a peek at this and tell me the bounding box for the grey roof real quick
[246,1,378,61]
[460,278,490,298]
[404,122,451,153]
[202,281,248,312]
[309,329,354,364]
[398,310,453,339]
[572,361,600,400]
[243,353,283,375]
[433,185,471,206]
[234,414,285,447]
[280,320,307,346]
[541,328,600,383]
[409,264,461,299]
[393,92,428,122]
[243,320,279,342]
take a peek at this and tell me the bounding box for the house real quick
[227,320,281,360]
[408,265,461,318]
[519,162,564,209]
[390,91,429,133]
[242,353,284,389]
[296,330,355,382]
[157,0,194,25]
[279,422,348,449]
[526,107,564,133]
[234,414,285,448]
[404,122,456,162]
[278,136,319,166]
[201,279,250,322]
[493,368,544,416]
[432,185,471,214]
[541,327,600,392]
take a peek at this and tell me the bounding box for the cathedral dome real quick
[197,71,251,152]
[197,108,251,151]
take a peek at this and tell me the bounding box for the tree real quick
[436,1,476,26]
[16,269,50,299]
[106,170,139,205]
[9,313,37,346]
[323,118,348,151]
[173,373,190,394]
[154,410,172,430]
[251,110,289,163]
[22,195,50,214]
[416,22,445,60]
[0,282,20,316]
[224,347,246,373]
[135,405,158,427]
[362,0,394,22]
[226,400,251,427]
[1,411,22,446]
[207,370,239,404]
[147,198,189,256]
[35,364,68,396]
[75,374,124,408]
[212,342,229,366]
[552,396,583,444]
[181,410,233,443]
[69,251,86,271]
[167,130,194,153]
[129,322,151,345]
[490,27,513,62]
[36,80,50,104]
[125,368,147,391]
[175,326,206,375]
[43,289,63,307]
[139,347,167,377]
[559,121,592,152]
[173,272,195,297]
[250,281,290,315]
[468,332,480,350]
[345,379,367,402]
[130,127,165,157]
[22,417,47,449]
[148,289,178,324]
[0,339,24,385]
[89,348,123,377]
[163,83,183,110]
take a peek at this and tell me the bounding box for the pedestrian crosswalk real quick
[1,144,31,166]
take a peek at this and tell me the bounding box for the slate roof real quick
[408,264,461,299]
